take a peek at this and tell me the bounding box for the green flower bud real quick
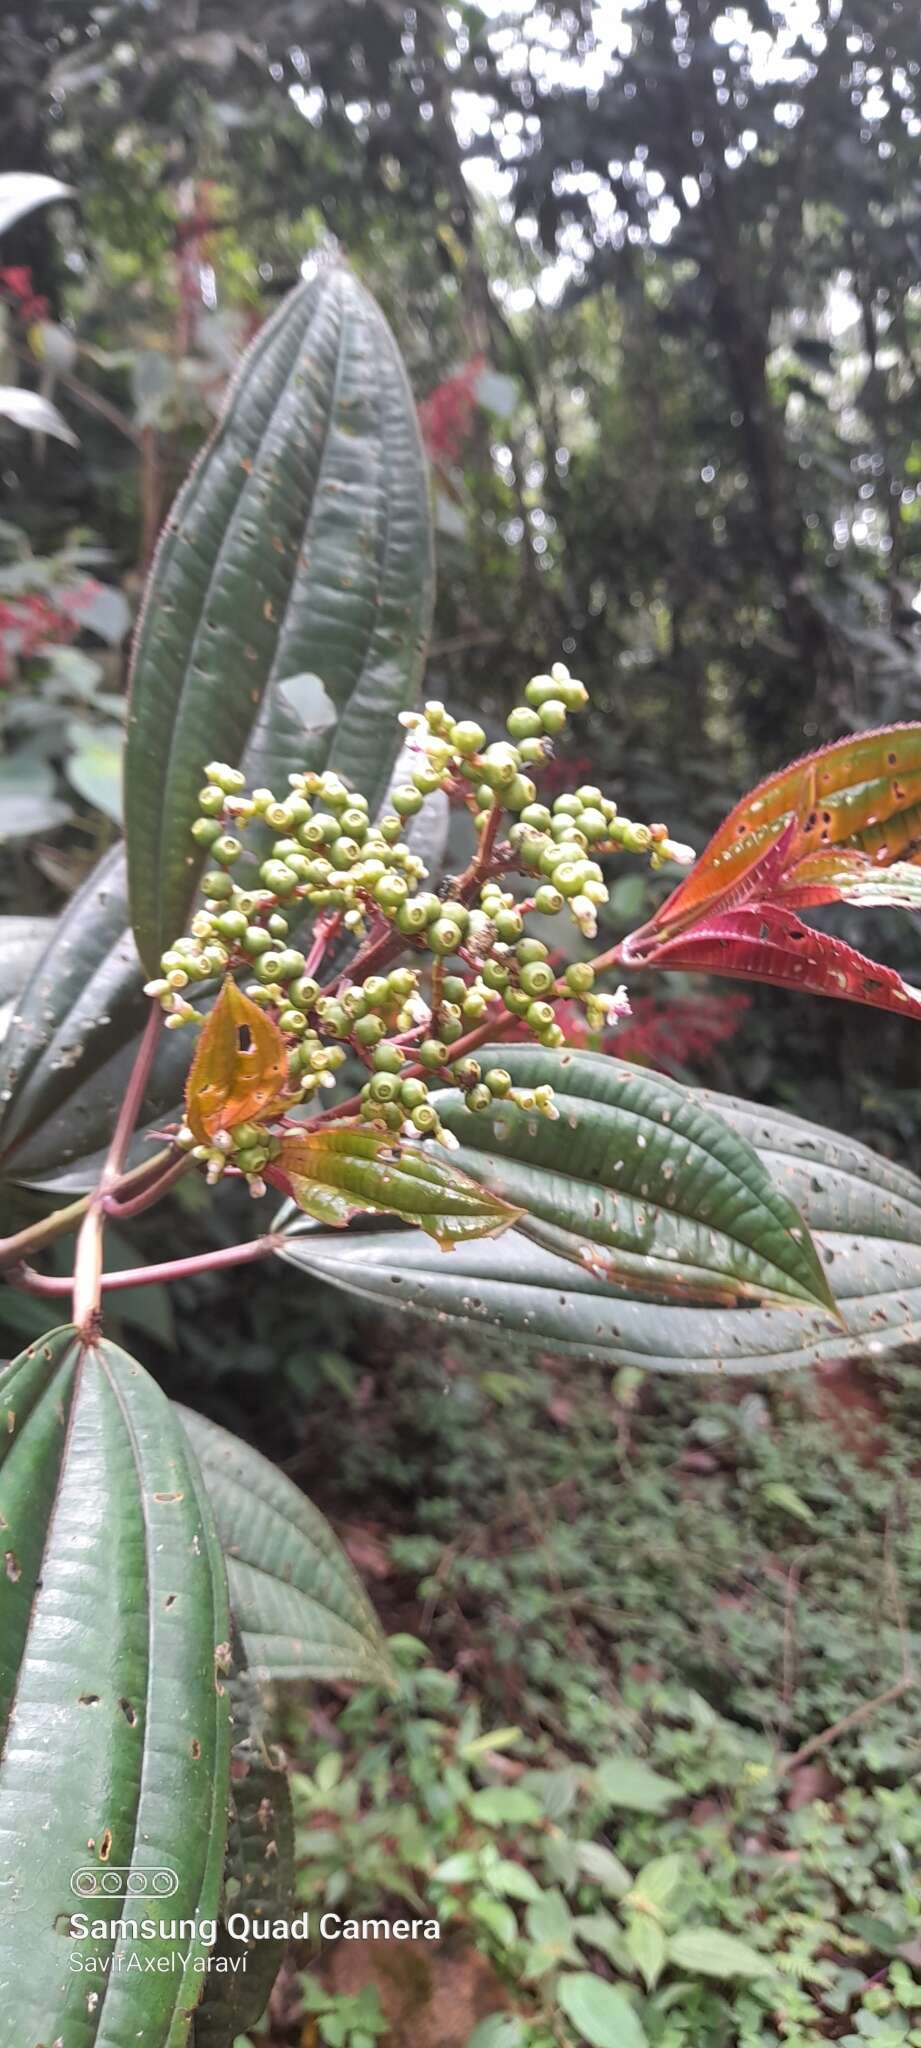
[517,938,549,964]
[399,1076,428,1110]
[412,763,444,796]
[520,803,553,832]
[527,999,556,1032]
[411,1102,439,1133]
[215,909,249,941]
[505,774,537,812]
[203,870,234,900]
[462,989,488,1021]
[452,720,486,757]
[564,961,596,994]
[354,1014,384,1048]
[388,967,417,998]
[504,986,532,1018]
[267,912,290,938]
[533,884,564,914]
[430,917,464,955]
[289,975,319,1009]
[278,1007,307,1034]
[396,899,431,935]
[524,674,561,708]
[419,1039,449,1068]
[507,705,543,740]
[254,951,284,983]
[372,1043,405,1073]
[538,699,568,735]
[375,875,409,911]
[212,834,242,866]
[393,785,424,817]
[273,948,305,980]
[367,1072,399,1103]
[442,974,468,1004]
[467,1083,493,1112]
[519,960,555,997]
[204,762,246,793]
[494,907,524,943]
[518,738,548,765]
[191,817,222,847]
[481,959,509,991]
[260,859,297,895]
[486,1068,512,1096]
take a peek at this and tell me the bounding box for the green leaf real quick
[525,1887,580,1963]
[596,1757,681,1814]
[176,1404,392,1687]
[467,2020,528,2048]
[193,1648,295,2047]
[467,1786,543,1825]
[574,1911,628,1965]
[65,720,124,823]
[557,1972,648,2048]
[277,1126,522,1248]
[488,1860,543,1903]
[760,1480,816,1523]
[437,1046,837,1315]
[574,1841,633,1898]
[470,1892,519,1948]
[276,1072,921,1372]
[0,1327,232,2041]
[0,847,189,1187]
[625,1913,667,1990]
[125,266,434,974]
[666,1928,774,1979]
[628,1854,684,1912]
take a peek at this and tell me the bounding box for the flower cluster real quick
[146,664,694,1191]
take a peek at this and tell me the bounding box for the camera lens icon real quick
[70,1865,179,1899]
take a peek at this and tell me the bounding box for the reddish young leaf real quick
[633,904,921,1021]
[650,724,921,941]
[270,1125,522,1248]
[184,979,290,1143]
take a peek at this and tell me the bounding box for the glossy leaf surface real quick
[0,1328,232,2044]
[177,1405,392,1687]
[276,1080,921,1373]
[436,1046,836,1314]
[272,1125,522,1248]
[125,266,434,973]
[0,847,189,1187]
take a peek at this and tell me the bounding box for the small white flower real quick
[662,838,696,866]
[596,984,632,1023]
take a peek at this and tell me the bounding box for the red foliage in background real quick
[419,356,484,465]
[0,266,49,325]
[557,990,751,1075]
[0,582,97,685]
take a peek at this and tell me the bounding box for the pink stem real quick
[15,1234,279,1300]
[72,1004,164,1334]
[103,1152,191,1220]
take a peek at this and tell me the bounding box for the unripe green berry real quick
[494,907,524,943]
[442,975,467,1004]
[267,912,290,938]
[354,1014,384,1048]
[205,762,246,793]
[517,938,549,965]
[482,959,509,991]
[393,785,424,818]
[462,990,488,1021]
[191,817,222,847]
[260,859,297,895]
[520,803,553,832]
[504,987,532,1018]
[519,738,548,765]
[411,1103,439,1133]
[539,699,568,735]
[273,948,305,980]
[534,884,564,914]
[213,835,242,866]
[486,1068,512,1096]
[339,807,368,837]
[452,720,486,757]
[505,774,537,812]
[197,784,226,815]
[524,674,561,708]
[215,909,249,941]
[388,968,416,998]
[396,899,430,935]
[478,743,519,789]
[467,1083,493,1112]
[554,861,586,897]
[375,875,408,910]
[367,1073,399,1103]
[254,951,283,983]
[278,1008,307,1034]
[289,975,319,1008]
[420,1039,449,1068]
[527,999,556,1032]
[621,822,653,853]
[578,807,608,841]
[399,1077,428,1110]
[412,763,444,796]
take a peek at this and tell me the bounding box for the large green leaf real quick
[0,846,188,1188]
[176,1405,392,1687]
[437,1046,835,1314]
[192,1649,294,2048]
[273,1124,522,1247]
[0,1327,232,2044]
[275,1076,921,1373]
[125,265,434,974]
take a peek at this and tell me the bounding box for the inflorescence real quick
[145,664,694,1192]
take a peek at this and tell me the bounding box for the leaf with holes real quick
[0,1327,232,2041]
[192,1647,294,2047]
[434,1046,837,1315]
[274,1076,921,1373]
[649,724,921,940]
[270,1126,523,1248]
[632,901,921,1021]
[184,977,290,1144]
[125,265,433,974]
[176,1405,392,1687]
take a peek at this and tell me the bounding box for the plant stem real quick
[103,1153,191,1220]
[13,1235,280,1299]
[72,1004,163,1336]
[0,1148,175,1273]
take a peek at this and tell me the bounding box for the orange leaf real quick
[185,979,290,1144]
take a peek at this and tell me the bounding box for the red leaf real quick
[634,903,921,1021]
